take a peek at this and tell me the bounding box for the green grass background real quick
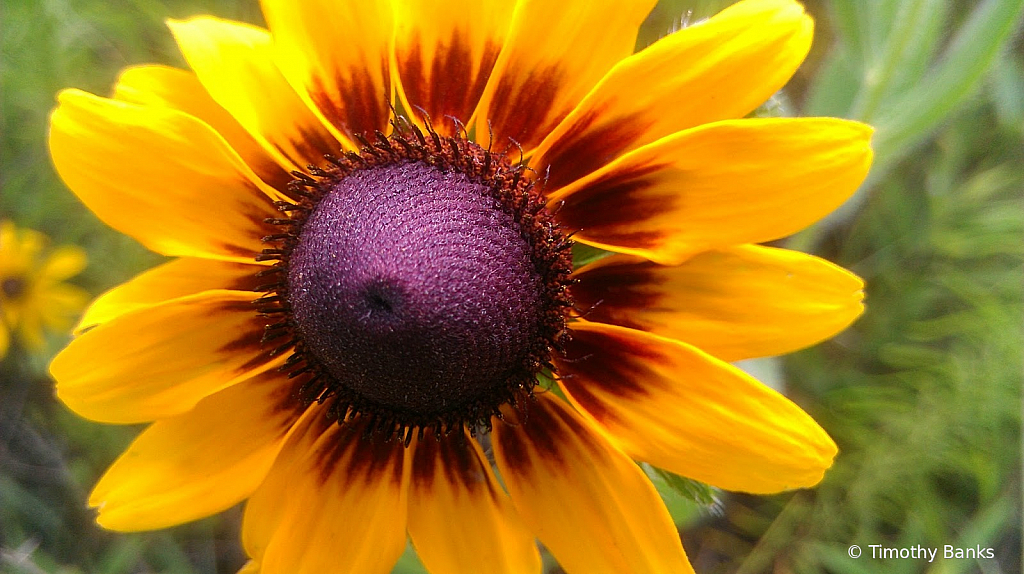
[1,0,1021,572]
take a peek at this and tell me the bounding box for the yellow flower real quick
[0,221,88,358]
[48,0,872,572]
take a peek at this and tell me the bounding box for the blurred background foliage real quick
[1,0,1021,572]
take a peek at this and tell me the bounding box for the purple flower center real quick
[287,160,546,421]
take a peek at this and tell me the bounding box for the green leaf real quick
[826,0,875,68]
[796,0,1024,245]
[848,0,950,123]
[646,465,720,511]
[391,543,429,574]
[571,243,612,269]
[870,0,1024,182]
[989,51,1024,130]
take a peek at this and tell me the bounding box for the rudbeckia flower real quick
[0,221,88,358]
[48,0,872,572]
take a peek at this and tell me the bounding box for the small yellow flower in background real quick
[0,220,88,359]
[47,0,872,572]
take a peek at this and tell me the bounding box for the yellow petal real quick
[0,324,10,359]
[51,290,279,424]
[241,408,326,561]
[242,412,409,574]
[89,367,306,531]
[492,394,693,574]
[168,17,342,173]
[550,118,874,264]
[38,283,90,332]
[0,221,44,269]
[238,561,260,574]
[261,0,393,145]
[49,89,280,261]
[0,301,17,331]
[408,429,540,574]
[40,245,87,281]
[113,65,293,189]
[392,0,513,136]
[571,246,865,361]
[0,220,14,252]
[474,0,657,152]
[532,0,813,189]
[76,258,263,334]
[557,322,838,493]
[18,313,46,351]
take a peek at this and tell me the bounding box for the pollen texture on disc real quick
[286,160,545,419]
